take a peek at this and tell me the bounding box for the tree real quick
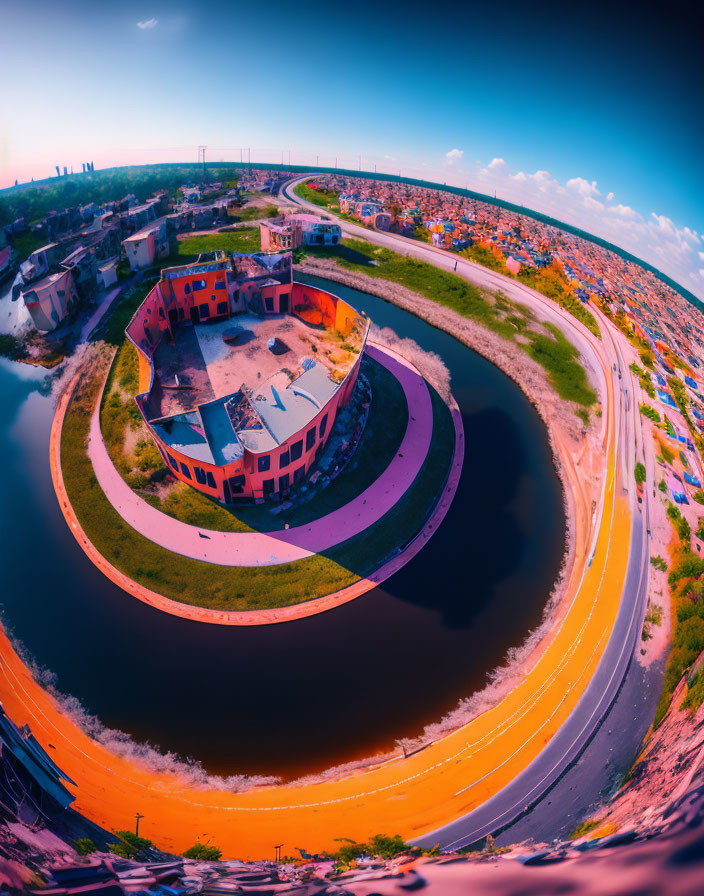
[183,841,222,861]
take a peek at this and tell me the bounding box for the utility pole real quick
[274,844,283,862]
[135,813,144,837]
[316,155,319,168]
[248,147,251,170]
[358,155,361,171]
[334,156,337,168]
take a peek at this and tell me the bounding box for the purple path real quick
[86,343,433,566]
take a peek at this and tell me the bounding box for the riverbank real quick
[289,260,609,748]
[52,339,462,621]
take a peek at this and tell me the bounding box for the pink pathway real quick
[86,343,433,567]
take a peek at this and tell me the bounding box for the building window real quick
[206,471,216,489]
[279,448,290,469]
[229,474,245,495]
[184,282,191,295]
[257,455,271,473]
[264,295,274,312]
[279,472,290,492]
[305,427,316,451]
[179,462,192,479]
[290,439,303,462]
[319,413,328,437]
[199,304,209,320]
[293,465,305,484]
[194,466,207,485]
[215,281,226,290]
[192,279,206,291]
[216,301,228,316]
[263,478,275,497]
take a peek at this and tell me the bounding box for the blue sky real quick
[1,0,702,294]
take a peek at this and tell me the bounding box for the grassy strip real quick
[294,182,339,211]
[91,278,159,347]
[179,228,261,256]
[516,263,600,338]
[654,510,704,724]
[228,203,279,222]
[99,349,408,533]
[295,183,599,337]
[305,240,596,407]
[61,355,358,610]
[61,355,454,611]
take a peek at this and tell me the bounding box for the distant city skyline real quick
[1,0,701,297]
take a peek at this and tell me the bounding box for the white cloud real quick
[583,196,605,212]
[137,17,158,29]
[566,176,600,198]
[445,148,464,165]
[650,213,677,237]
[610,203,637,219]
[460,158,704,300]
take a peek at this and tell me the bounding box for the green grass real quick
[228,203,278,222]
[640,404,661,423]
[9,230,45,263]
[62,354,455,611]
[179,228,261,255]
[525,323,597,406]
[294,182,599,338]
[91,278,159,347]
[304,240,596,407]
[294,182,339,210]
[569,818,601,840]
[99,351,407,534]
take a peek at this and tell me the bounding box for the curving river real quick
[0,276,565,780]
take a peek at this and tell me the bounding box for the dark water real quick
[0,277,565,779]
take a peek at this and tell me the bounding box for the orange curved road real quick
[0,297,630,858]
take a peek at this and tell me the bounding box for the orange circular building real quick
[125,251,370,503]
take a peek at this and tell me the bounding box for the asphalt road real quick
[283,175,654,848]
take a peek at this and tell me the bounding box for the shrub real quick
[694,490,704,505]
[74,838,97,855]
[658,479,668,493]
[108,831,154,859]
[634,462,646,484]
[676,516,691,543]
[673,616,704,652]
[183,842,222,861]
[650,555,667,572]
[669,552,704,587]
[366,834,408,860]
[332,834,409,865]
[640,404,660,423]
